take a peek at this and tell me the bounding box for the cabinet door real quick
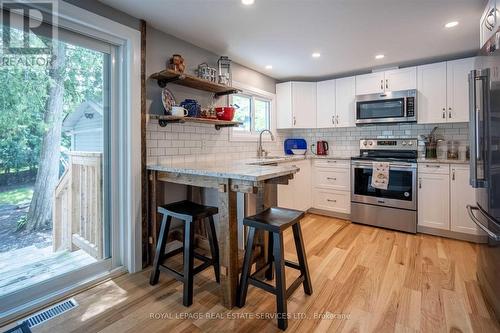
[418,172,450,230]
[292,82,317,128]
[276,82,293,129]
[335,76,356,128]
[447,57,475,123]
[316,80,336,128]
[384,67,417,91]
[355,72,384,95]
[417,62,448,124]
[277,160,311,211]
[450,165,485,235]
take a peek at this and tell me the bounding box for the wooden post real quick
[217,178,238,308]
[140,19,148,267]
[148,170,164,264]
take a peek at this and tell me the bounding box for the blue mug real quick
[180,99,201,117]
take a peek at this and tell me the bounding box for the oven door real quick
[351,161,417,210]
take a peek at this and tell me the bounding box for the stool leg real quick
[265,231,274,280]
[206,216,220,283]
[183,219,195,306]
[292,222,313,295]
[149,214,171,285]
[273,232,288,330]
[237,226,256,308]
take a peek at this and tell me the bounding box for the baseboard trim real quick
[307,208,351,221]
[417,225,488,243]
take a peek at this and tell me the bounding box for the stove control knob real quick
[408,141,413,146]
[362,140,367,146]
[401,141,407,146]
[368,141,373,146]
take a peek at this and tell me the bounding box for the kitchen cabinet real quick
[277,159,311,211]
[316,78,355,128]
[355,67,416,95]
[418,164,450,230]
[276,82,316,129]
[417,62,448,124]
[417,58,475,124]
[447,57,475,122]
[316,79,336,128]
[335,76,356,128]
[450,164,484,235]
[312,159,350,214]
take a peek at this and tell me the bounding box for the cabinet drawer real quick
[313,159,349,169]
[418,163,449,175]
[313,189,350,214]
[313,167,350,190]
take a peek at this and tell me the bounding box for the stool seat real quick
[158,200,218,221]
[243,207,304,233]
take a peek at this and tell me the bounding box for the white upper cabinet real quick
[446,57,475,123]
[316,80,336,128]
[417,61,448,124]
[355,72,384,95]
[355,67,416,95]
[276,82,293,129]
[384,67,417,91]
[418,58,475,124]
[276,81,317,129]
[335,77,356,128]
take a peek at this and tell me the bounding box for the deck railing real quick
[53,152,103,259]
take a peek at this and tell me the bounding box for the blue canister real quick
[180,99,201,117]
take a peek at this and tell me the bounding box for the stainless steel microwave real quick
[355,89,417,125]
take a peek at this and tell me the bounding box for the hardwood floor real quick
[6,214,500,332]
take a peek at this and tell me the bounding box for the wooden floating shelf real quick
[148,114,242,131]
[150,69,241,97]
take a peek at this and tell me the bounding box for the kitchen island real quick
[147,159,299,308]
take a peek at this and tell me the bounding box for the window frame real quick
[229,81,276,142]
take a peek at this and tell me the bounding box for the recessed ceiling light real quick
[312,52,321,58]
[375,54,385,60]
[265,65,272,70]
[241,0,255,5]
[445,21,459,28]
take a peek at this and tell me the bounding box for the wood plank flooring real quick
[6,214,500,332]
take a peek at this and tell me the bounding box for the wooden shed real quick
[62,101,103,152]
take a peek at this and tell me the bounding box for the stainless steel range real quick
[351,139,418,233]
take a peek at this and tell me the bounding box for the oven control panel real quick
[359,139,418,150]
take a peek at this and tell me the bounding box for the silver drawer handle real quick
[326,160,337,163]
[327,199,337,203]
[326,177,337,180]
[425,164,441,168]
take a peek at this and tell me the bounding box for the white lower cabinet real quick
[450,165,484,235]
[418,164,450,230]
[418,163,484,236]
[277,159,311,211]
[312,159,351,214]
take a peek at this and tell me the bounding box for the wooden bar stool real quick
[237,207,313,330]
[149,200,220,307]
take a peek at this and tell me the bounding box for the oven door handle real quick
[466,205,500,241]
[351,162,416,169]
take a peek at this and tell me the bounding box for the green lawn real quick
[0,186,33,205]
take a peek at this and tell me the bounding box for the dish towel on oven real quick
[371,162,389,190]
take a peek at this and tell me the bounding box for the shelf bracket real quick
[158,118,185,127]
[215,124,239,131]
[213,89,242,98]
[156,74,186,88]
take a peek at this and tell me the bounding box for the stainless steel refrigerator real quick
[467,38,500,320]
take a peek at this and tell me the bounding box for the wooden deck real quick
[0,245,96,297]
[3,213,499,333]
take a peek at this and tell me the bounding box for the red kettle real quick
[311,141,329,155]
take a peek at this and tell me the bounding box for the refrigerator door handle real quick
[469,69,487,188]
[467,205,500,241]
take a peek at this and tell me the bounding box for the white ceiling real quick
[99,0,485,80]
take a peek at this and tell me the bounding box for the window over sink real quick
[229,83,275,141]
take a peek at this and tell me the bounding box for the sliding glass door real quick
[0,7,115,315]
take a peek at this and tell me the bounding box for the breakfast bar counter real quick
[147,160,299,308]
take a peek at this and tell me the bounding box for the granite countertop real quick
[417,158,469,165]
[147,159,299,182]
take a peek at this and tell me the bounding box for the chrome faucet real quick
[257,129,275,158]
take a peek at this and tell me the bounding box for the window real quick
[231,92,272,140]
